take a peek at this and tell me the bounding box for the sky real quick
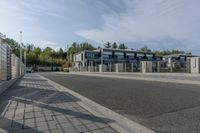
[0,0,200,54]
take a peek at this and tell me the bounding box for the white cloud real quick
[0,0,65,44]
[38,41,65,51]
[76,0,200,53]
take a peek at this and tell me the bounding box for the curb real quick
[67,72,200,86]
[39,74,155,133]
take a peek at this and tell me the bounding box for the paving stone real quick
[45,115,54,121]
[37,124,49,132]
[37,121,48,127]
[75,125,89,132]
[103,127,117,133]
[85,123,99,131]
[14,114,24,120]
[58,122,73,128]
[44,129,63,133]
[91,129,105,133]
[0,74,118,133]
[70,118,82,126]
[79,119,93,125]
[60,126,77,133]
[34,112,44,118]
[24,112,34,119]
[94,122,108,129]
[36,118,46,124]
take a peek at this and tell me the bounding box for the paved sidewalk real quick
[0,74,117,133]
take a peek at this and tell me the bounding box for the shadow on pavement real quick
[0,116,43,133]
[0,74,115,133]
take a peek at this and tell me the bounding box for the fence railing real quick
[71,60,198,73]
[0,43,25,81]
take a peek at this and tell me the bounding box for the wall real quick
[190,57,200,74]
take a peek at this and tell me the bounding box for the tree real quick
[112,42,118,49]
[118,43,127,49]
[67,42,96,65]
[140,46,151,52]
[154,50,191,56]
[104,42,111,48]
[58,48,64,58]
[2,38,20,56]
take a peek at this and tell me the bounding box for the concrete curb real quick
[0,76,23,95]
[67,72,200,86]
[39,74,155,133]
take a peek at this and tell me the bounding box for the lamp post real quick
[20,31,22,75]
[24,45,26,73]
[101,40,104,68]
[51,50,54,71]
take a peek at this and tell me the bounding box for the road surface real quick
[40,72,200,133]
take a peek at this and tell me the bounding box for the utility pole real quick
[101,40,104,67]
[24,45,26,73]
[20,31,22,75]
[100,40,104,72]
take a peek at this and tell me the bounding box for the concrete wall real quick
[37,66,62,71]
[11,54,20,79]
[190,57,200,74]
[88,66,94,72]
[141,61,153,73]
[99,64,107,72]
[115,63,124,72]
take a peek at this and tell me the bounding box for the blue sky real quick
[0,0,200,54]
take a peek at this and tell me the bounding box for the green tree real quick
[111,42,118,49]
[140,46,151,52]
[104,42,111,48]
[2,38,20,56]
[58,48,64,58]
[118,43,127,49]
[67,42,95,65]
[154,50,191,56]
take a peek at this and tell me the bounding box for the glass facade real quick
[73,48,158,68]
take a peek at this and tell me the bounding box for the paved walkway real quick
[0,74,117,133]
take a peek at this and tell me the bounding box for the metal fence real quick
[70,60,195,73]
[0,43,25,81]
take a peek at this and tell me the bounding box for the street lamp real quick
[51,50,54,71]
[24,45,26,73]
[101,40,104,67]
[20,31,22,75]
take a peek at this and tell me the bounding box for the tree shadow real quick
[12,96,114,124]
[0,74,115,132]
[0,116,43,133]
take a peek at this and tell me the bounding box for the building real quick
[163,54,198,72]
[73,48,162,72]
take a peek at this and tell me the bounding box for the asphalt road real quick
[40,72,200,133]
